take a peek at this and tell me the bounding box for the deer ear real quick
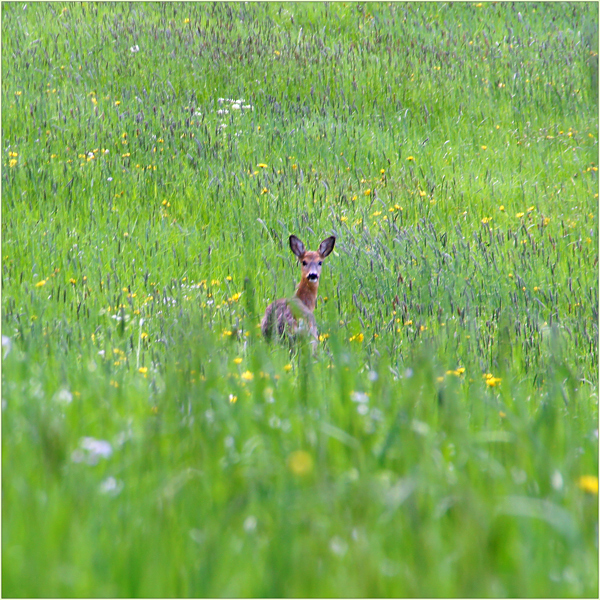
[318,236,336,258]
[289,235,305,258]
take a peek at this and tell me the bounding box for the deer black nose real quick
[307,273,319,281]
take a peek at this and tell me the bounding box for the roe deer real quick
[261,234,336,341]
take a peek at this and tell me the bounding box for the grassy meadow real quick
[2,2,599,597]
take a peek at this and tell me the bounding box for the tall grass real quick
[2,2,598,597]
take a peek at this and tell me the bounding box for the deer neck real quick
[294,279,318,312]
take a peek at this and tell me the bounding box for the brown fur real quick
[261,234,335,341]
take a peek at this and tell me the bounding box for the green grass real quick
[2,2,598,597]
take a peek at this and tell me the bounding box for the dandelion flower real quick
[229,394,238,404]
[233,357,243,365]
[241,370,254,381]
[283,364,292,372]
[138,367,148,374]
[406,156,415,162]
[35,280,46,287]
[516,212,525,218]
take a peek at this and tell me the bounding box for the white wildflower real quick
[2,335,12,358]
[54,388,73,405]
[72,437,113,465]
[350,391,369,404]
[243,515,257,533]
[100,476,123,496]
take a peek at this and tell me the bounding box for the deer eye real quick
[302,261,307,266]
[318,261,322,266]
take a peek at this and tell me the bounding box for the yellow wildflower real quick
[287,450,314,476]
[484,373,501,387]
[577,475,598,494]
